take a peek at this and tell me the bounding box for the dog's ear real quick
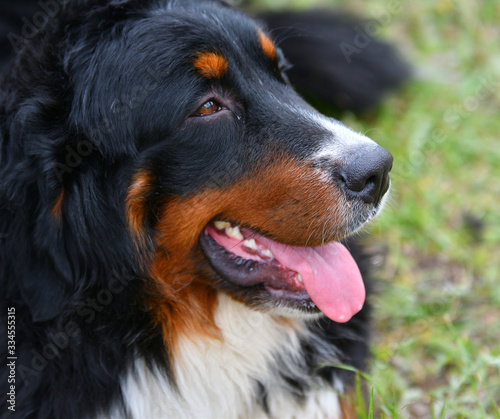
[3,98,77,323]
[258,10,411,114]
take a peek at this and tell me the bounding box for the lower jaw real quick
[263,287,320,316]
[264,286,311,304]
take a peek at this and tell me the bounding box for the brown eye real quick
[195,100,220,116]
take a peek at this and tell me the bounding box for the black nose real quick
[339,145,393,205]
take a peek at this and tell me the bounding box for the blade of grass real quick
[368,387,374,419]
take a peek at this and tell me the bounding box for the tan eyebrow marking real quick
[193,51,228,79]
[258,30,276,61]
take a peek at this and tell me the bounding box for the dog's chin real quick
[198,218,369,323]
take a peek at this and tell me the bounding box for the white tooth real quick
[226,226,243,241]
[244,238,258,250]
[262,249,274,259]
[214,221,231,230]
[297,273,303,283]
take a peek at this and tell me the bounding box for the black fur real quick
[0,1,403,418]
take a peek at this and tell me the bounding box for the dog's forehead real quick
[149,3,278,75]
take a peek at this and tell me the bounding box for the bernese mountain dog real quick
[0,1,404,418]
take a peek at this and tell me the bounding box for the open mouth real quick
[199,220,366,323]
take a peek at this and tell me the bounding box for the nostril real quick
[339,171,376,193]
[365,175,377,188]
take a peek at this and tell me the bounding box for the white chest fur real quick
[113,294,343,419]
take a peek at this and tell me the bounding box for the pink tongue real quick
[258,237,365,323]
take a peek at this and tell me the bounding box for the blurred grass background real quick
[250,0,500,417]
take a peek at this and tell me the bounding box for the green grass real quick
[252,0,500,416]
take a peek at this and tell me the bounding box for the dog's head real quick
[2,0,391,336]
